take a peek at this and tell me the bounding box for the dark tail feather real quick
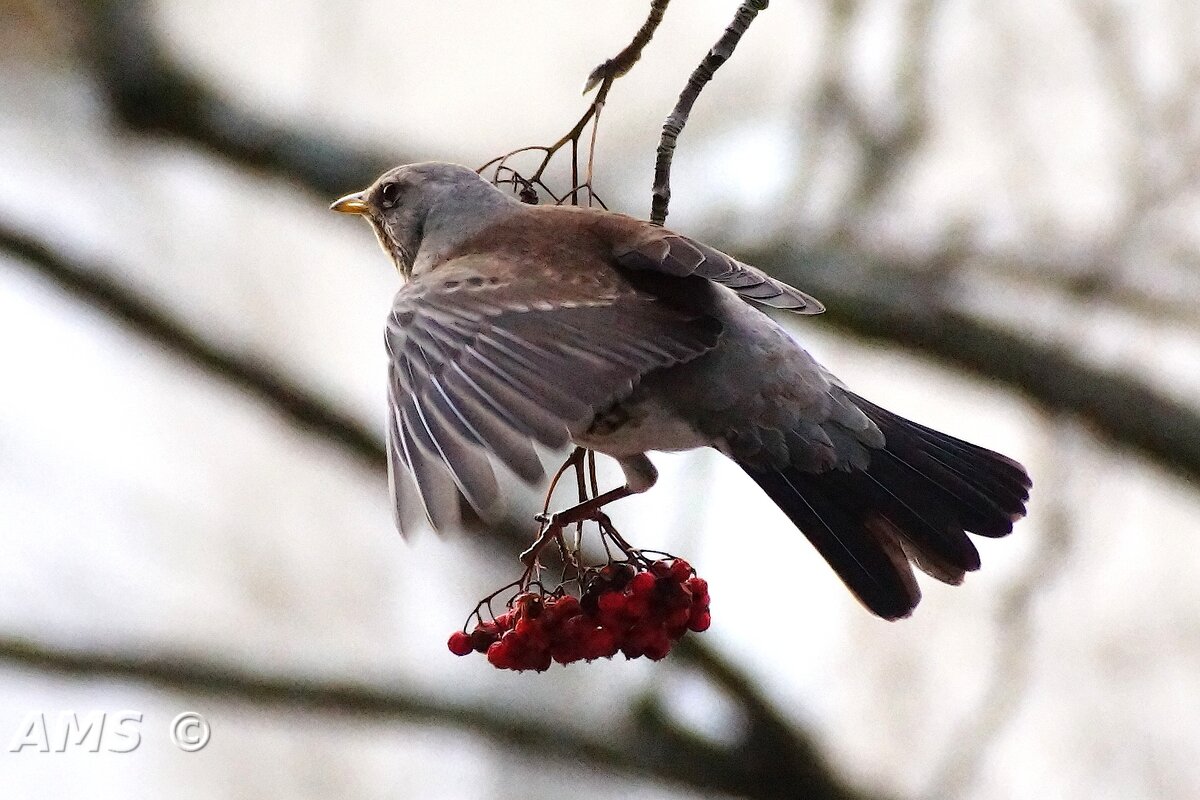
[742,398,1032,620]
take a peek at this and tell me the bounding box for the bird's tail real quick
[740,394,1031,620]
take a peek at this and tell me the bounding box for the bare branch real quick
[77,0,396,195]
[0,634,880,800]
[806,0,934,219]
[0,222,879,800]
[650,0,770,225]
[480,0,675,207]
[583,0,673,93]
[746,243,1200,485]
[924,419,1081,797]
[0,224,384,472]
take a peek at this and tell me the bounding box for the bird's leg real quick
[522,454,658,567]
[522,486,637,567]
[540,447,587,517]
[520,448,585,573]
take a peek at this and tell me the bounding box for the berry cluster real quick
[447,558,711,672]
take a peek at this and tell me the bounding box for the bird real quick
[331,161,1031,621]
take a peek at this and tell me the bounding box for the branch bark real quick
[0,225,384,472]
[44,0,1200,486]
[650,0,769,225]
[77,0,396,195]
[748,244,1200,484]
[584,0,673,93]
[0,635,880,800]
[0,221,878,800]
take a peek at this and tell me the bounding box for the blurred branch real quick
[76,0,395,195]
[0,634,879,800]
[0,222,878,800]
[670,639,874,800]
[924,417,1080,797]
[44,0,1200,486]
[650,0,769,225]
[0,224,384,472]
[806,0,932,217]
[749,244,1200,485]
[966,256,1200,330]
[1069,0,1200,296]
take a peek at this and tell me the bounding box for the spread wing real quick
[385,254,722,533]
[611,228,825,314]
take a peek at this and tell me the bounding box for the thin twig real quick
[650,0,769,225]
[71,0,1200,487]
[583,0,672,92]
[478,0,672,206]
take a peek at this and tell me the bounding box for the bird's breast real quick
[572,396,710,457]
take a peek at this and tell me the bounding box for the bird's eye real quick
[380,182,402,208]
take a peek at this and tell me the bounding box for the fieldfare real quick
[332,162,1031,620]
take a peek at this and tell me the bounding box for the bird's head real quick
[331,162,517,278]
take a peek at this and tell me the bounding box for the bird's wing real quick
[384,254,722,533]
[611,227,824,314]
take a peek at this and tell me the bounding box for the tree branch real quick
[77,0,396,195]
[0,222,879,799]
[31,2,1200,486]
[583,0,673,93]
[748,244,1200,484]
[650,0,769,225]
[0,634,878,800]
[0,224,384,471]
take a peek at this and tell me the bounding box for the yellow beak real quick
[330,192,369,214]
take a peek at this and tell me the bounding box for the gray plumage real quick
[332,162,1032,620]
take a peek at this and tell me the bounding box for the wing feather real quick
[385,258,721,531]
[612,230,825,314]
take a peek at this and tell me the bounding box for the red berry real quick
[470,628,498,653]
[685,576,708,596]
[659,581,691,610]
[583,627,618,660]
[550,595,580,621]
[668,559,692,583]
[644,636,672,661]
[688,609,711,632]
[599,562,636,589]
[487,640,511,669]
[626,622,657,650]
[665,607,691,631]
[650,560,671,577]
[623,594,650,621]
[551,640,582,664]
[515,593,543,619]
[629,571,657,596]
[621,642,644,659]
[447,631,473,656]
[598,590,626,616]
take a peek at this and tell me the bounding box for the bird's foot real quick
[522,485,636,567]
